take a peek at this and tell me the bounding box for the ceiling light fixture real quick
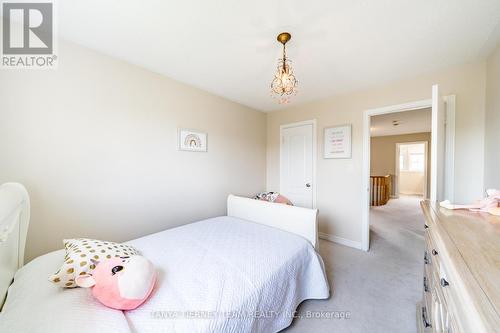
[270,32,298,104]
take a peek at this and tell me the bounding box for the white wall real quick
[399,172,425,196]
[0,41,267,261]
[485,43,500,190]
[267,62,486,245]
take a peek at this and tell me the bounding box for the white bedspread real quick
[0,249,132,333]
[0,216,329,333]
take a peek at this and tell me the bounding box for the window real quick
[409,153,425,172]
[399,143,425,172]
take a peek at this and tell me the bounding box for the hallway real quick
[286,196,426,332]
[370,196,426,255]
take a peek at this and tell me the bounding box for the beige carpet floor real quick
[285,196,426,332]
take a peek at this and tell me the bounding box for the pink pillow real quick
[76,255,156,310]
[273,194,293,205]
[254,192,293,205]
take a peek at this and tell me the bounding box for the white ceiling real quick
[370,108,432,137]
[57,0,500,111]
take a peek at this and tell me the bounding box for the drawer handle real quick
[424,277,429,292]
[440,278,449,287]
[422,307,432,328]
[432,249,438,256]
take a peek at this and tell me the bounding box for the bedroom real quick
[1,1,499,332]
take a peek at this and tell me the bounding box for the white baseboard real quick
[319,232,363,250]
[400,192,424,196]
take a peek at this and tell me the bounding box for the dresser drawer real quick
[425,231,465,332]
[417,301,432,333]
[438,263,469,333]
[425,229,442,288]
[419,201,500,333]
[425,228,440,266]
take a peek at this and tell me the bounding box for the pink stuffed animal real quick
[76,255,156,310]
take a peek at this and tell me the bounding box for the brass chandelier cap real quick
[277,32,291,45]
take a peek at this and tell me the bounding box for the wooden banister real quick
[370,175,391,206]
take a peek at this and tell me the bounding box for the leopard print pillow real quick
[50,238,140,288]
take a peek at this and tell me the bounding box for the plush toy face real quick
[76,255,156,310]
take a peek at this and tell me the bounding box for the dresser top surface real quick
[422,200,500,316]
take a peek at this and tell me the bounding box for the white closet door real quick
[280,123,314,208]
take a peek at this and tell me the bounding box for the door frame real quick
[362,97,455,251]
[395,141,429,198]
[443,95,456,202]
[362,96,456,251]
[279,119,317,209]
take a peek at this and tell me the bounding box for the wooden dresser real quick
[418,201,500,333]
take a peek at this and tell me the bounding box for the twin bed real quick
[0,183,330,332]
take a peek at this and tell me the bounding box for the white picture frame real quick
[178,128,207,152]
[324,124,352,159]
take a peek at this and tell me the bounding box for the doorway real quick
[361,85,456,251]
[395,141,429,198]
[279,120,317,209]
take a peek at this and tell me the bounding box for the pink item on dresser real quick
[440,189,500,214]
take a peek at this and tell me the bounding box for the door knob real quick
[306,183,311,188]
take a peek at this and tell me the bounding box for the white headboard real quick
[0,183,30,309]
[227,195,318,248]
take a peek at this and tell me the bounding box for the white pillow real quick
[50,238,139,288]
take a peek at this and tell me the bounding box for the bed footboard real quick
[227,195,318,248]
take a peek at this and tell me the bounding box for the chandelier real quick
[270,32,298,104]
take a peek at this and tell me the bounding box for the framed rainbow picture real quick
[178,128,207,152]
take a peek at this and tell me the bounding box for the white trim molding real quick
[443,95,456,202]
[319,232,363,250]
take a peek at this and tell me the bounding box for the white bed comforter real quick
[0,216,329,333]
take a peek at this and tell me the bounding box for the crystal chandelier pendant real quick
[270,32,298,104]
